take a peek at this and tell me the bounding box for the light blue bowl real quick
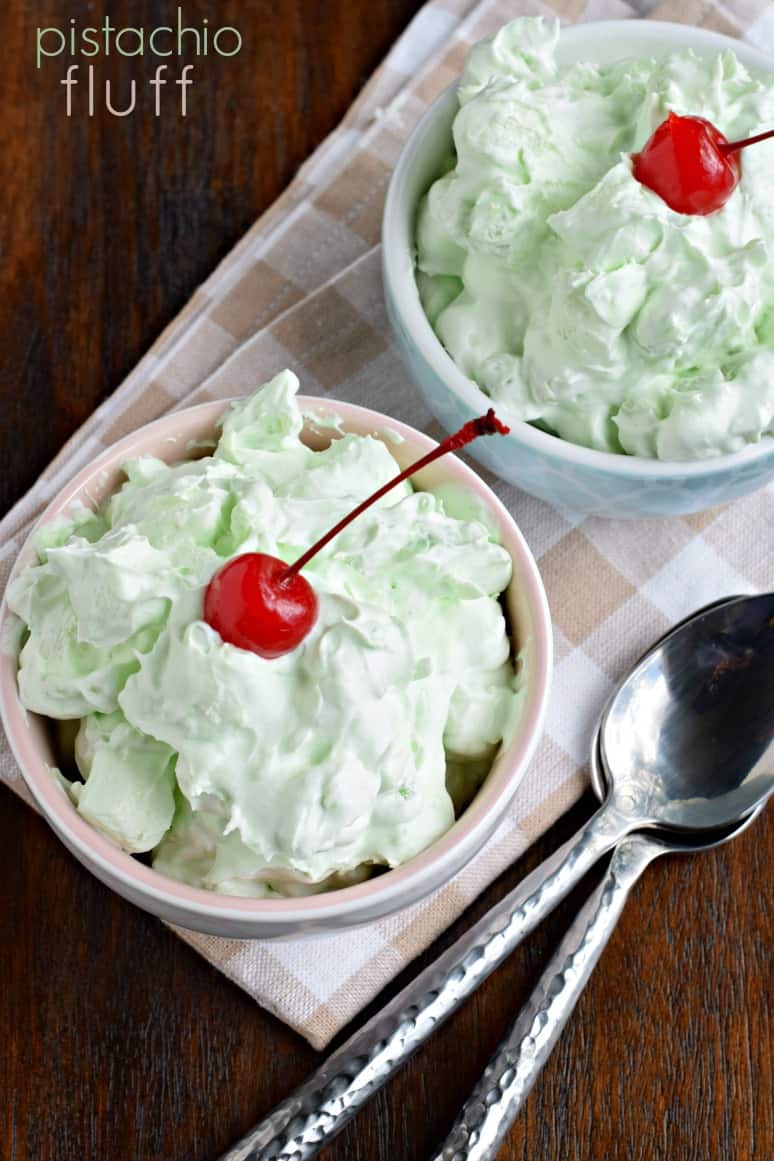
[382,20,774,518]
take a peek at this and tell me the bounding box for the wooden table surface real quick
[1,3,772,1159]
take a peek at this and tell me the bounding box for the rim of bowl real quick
[382,19,774,479]
[0,395,552,924]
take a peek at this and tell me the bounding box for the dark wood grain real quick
[1,3,772,1160]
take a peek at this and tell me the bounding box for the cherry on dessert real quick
[632,112,774,216]
[203,409,510,659]
[204,553,318,659]
[633,112,739,215]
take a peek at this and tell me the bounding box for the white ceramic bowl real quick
[0,396,552,938]
[383,21,774,517]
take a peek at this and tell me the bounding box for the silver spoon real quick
[218,593,774,1161]
[431,742,767,1160]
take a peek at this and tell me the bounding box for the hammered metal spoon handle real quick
[432,834,661,1161]
[217,801,631,1161]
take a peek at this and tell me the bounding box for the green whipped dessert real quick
[8,371,521,897]
[416,17,774,459]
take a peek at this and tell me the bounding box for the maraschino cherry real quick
[203,410,510,659]
[632,111,774,216]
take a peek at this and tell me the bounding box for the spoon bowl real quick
[587,595,744,803]
[589,736,765,851]
[598,592,774,832]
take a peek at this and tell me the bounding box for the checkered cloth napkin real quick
[2,0,773,1049]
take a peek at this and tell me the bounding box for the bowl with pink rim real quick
[0,395,552,938]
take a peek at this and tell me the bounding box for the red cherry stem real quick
[281,410,510,582]
[720,126,774,154]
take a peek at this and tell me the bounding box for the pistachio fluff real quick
[8,372,522,896]
[416,17,774,459]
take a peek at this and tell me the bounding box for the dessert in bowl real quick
[383,19,774,516]
[0,372,551,938]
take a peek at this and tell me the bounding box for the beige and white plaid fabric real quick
[2,0,773,1050]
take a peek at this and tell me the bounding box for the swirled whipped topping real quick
[416,17,774,459]
[8,372,521,896]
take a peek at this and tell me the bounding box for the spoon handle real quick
[431,834,660,1161]
[217,802,629,1161]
